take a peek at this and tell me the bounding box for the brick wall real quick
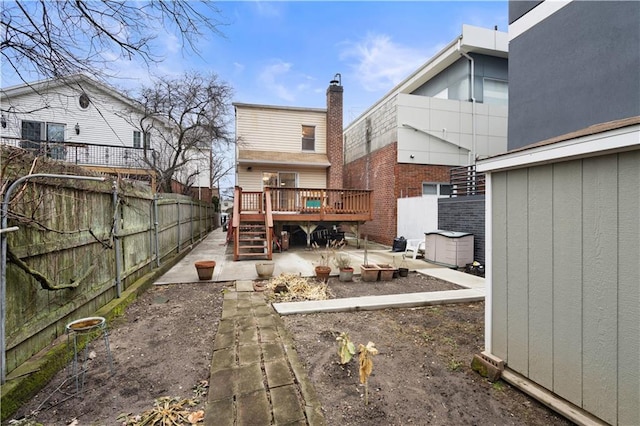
[396,163,451,198]
[326,84,344,189]
[344,142,453,246]
[344,143,397,245]
[437,195,485,264]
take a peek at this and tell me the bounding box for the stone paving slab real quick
[265,358,295,388]
[271,385,306,424]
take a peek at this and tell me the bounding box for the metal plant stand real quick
[65,316,114,394]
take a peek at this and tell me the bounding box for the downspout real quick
[458,39,476,165]
[1,173,105,384]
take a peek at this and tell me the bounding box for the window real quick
[135,131,151,149]
[422,183,453,197]
[79,93,90,109]
[302,125,315,151]
[21,120,66,159]
[133,131,141,148]
[483,78,508,106]
[262,172,298,189]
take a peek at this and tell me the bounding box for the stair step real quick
[239,231,266,236]
[237,252,269,258]
[238,244,267,249]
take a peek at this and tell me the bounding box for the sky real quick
[1,1,508,191]
[206,1,508,124]
[176,1,506,124]
[2,1,508,125]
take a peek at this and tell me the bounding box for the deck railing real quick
[450,165,485,196]
[267,187,371,215]
[234,187,372,216]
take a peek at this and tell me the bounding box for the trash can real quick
[281,231,289,251]
[392,236,407,252]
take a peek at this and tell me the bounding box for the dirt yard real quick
[11,273,572,425]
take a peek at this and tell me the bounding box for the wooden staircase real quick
[232,187,273,261]
[236,222,270,260]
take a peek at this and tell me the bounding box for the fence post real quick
[190,202,194,245]
[153,194,160,268]
[111,181,122,298]
[176,200,181,253]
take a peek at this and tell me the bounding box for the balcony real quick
[1,137,157,170]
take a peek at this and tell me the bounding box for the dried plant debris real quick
[117,396,204,425]
[265,273,331,302]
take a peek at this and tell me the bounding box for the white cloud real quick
[233,62,245,73]
[252,1,283,18]
[258,60,295,102]
[340,33,430,93]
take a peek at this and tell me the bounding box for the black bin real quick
[392,236,407,252]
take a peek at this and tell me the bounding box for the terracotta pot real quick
[360,264,379,282]
[194,260,216,281]
[315,265,331,283]
[338,267,354,282]
[377,264,395,281]
[255,262,275,279]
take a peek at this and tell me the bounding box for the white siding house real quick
[234,103,330,191]
[1,75,210,190]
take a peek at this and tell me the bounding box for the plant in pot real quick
[312,241,333,283]
[334,253,354,282]
[360,235,379,282]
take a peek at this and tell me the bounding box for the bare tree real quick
[132,72,233,193]
[1,0,223,85]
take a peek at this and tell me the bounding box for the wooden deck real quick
[231,186,372,260]
[239,187,372,222]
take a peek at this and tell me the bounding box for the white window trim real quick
[422,182,453,197]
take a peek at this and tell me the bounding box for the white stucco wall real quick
[397,195,439,240]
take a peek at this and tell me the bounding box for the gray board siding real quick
[491,150,640,425]
[507,1,640,150]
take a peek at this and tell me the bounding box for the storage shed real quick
[478,118,640,425]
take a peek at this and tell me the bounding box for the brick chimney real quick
[326,73,344,189]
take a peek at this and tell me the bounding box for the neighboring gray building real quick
[342,24,508,246]
[478,2,639,425]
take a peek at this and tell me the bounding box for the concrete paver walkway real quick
[205,284,325,426]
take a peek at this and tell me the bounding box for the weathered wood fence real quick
[2,175,215,378]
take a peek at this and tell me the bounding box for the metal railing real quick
[1,137,156,169]
[450,165,485,196]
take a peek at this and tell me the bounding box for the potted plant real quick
[334,253,354,282]
[312,241,332,282]
[360,235,379,282]
[194,260,216,281]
